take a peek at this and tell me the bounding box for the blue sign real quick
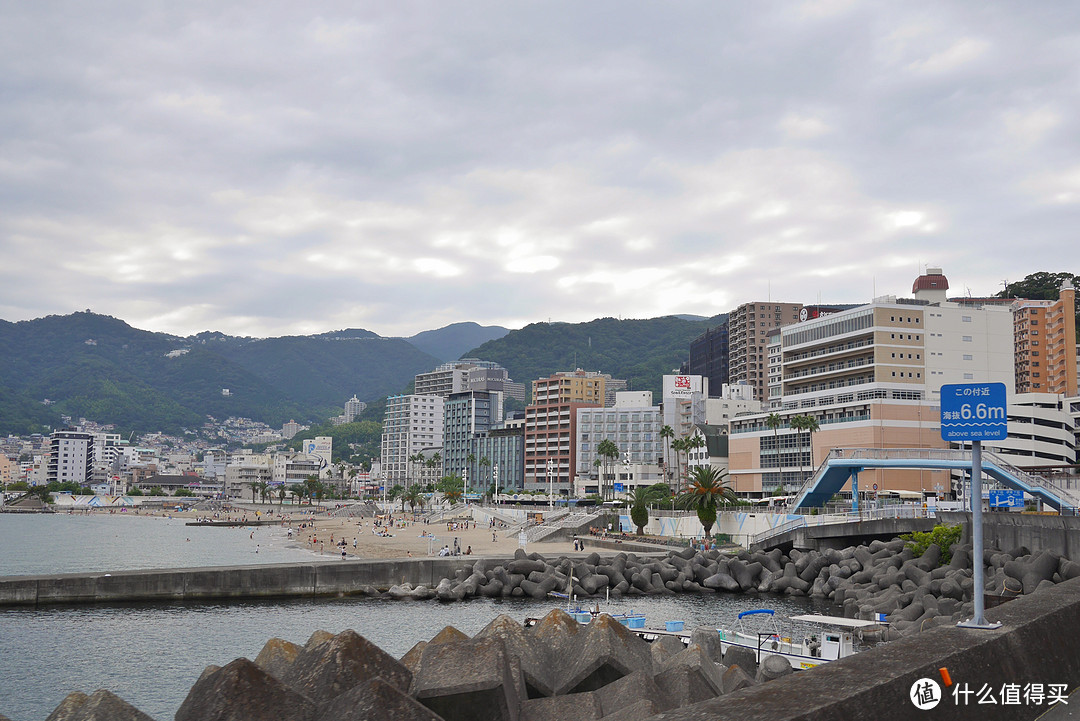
[613,483,624,493]
[988,489,1024,508]
[940,382,1008,441]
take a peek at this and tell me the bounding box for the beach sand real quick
[88,502,587,560]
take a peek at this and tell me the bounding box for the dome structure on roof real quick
[912,267,949,293]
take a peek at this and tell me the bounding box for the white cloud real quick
[0,2,1076,338]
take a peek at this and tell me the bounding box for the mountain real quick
[405,322,509,362]
[462,314,727,400]
[0,312,439,436]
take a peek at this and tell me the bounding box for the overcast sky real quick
[2,2,1077,339]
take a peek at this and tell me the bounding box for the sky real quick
[2,1,1078,339]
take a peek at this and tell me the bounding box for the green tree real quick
[596,439,620,501]
[676,466,736,537]
[437,474,464,504]
[387,483,405,508]
[290,483,307,504]
[277,486,287,505]
[403,485,425,513]
[174,488,195,497]
[996,271,1080,330]
[659,425,675,484]
[148,485,165,496]
[628,483,670,535]
[479,456,491,500]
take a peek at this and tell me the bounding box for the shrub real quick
[901,524,962,565]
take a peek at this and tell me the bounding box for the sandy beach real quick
[76,502,585,560]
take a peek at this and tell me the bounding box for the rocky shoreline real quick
[380,535,1080,640]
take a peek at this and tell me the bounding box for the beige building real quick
[727,301,803,407]
[729,269,1015,495]
[1013,280,1077,397]
[525,371,605,493]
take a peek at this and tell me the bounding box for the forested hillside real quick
[464,315,727,400]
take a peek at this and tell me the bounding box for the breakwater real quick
[18,574,1080,720]
[0,557,512,607]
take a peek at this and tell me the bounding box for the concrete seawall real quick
[939,511,1080,559]
[0,557,513,607]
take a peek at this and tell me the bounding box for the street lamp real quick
[547,460,554,512]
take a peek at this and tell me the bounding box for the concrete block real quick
[45,692,89,721]
[400,641,427,676]
[412,636,522,721]
[650,634,687,667]
[313,678,443,721]
[654,643,724,707]
[475,614,552,699]
[557,615,654,695]
[43,690,155,721]
[254,637,303,682]
[721,645,757,674]
[175,658,317,721]
[518,694,601,721]
[593,670,668,716]
[720,663,757,694]
[755,653,793,683]
[283,629,412,699]
[690,626,724,663]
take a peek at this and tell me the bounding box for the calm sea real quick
[0,514,832,721]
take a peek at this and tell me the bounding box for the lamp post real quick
[547,460,554,512]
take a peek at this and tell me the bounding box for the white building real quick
[47,429,94,486]
[576,391,663,496]
[989,393,1077,470]
[704,383,763,432]
[380,394,445,486]
[225,452,274,498]
[344,395,366,422]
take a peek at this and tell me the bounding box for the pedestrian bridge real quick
[788,448,1080,514]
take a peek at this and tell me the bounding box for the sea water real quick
[0,515,832,721]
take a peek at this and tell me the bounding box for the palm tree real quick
[387,483,405,509]
[257,481,269,504]
[670,438,688,494]
[790,415,808,481]
[290,483,306,505]
[676,466,737,538]
[804,415,820,471]
[247,481,259,504]
[277,486,286,505]
[437,474,464,504]
[628,483,670,535]
[596,439,620,501]
[478,456,491,502]
[765,413,783,492]
[659,425,675,484]
[403,486,424,513]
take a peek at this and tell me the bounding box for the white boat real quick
[636,609,883,669]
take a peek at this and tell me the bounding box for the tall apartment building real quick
[471,427,525,493]
[443,390,504,491]
[47,429,94,486]
[727,301,803,405]
[344,395,367,422]
[524,371,604,493]
[1014,280,1078,397]
[729,269,1015,495]
[380,394,445,486]
[688,322,730,395]
[414,360,526,404]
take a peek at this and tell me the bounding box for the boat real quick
[525,604,882,670]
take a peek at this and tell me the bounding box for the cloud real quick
[0,1,1078,339]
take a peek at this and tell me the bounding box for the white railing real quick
[751,503,932,545]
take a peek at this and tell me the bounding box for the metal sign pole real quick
[958,439,1000,629]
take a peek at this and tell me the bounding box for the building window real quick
[962,336,972,342]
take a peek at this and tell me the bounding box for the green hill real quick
[0,312,439,436]
[463,315,727,401]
